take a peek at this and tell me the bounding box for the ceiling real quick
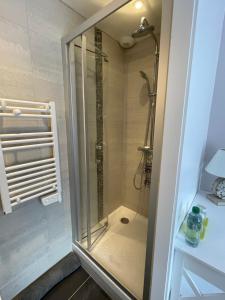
[62,0,162,42]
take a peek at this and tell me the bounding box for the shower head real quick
[132,17,155,38]
[132,17,159,54]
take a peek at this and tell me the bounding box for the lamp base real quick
[207,194,225,206]
[211,177,225,199]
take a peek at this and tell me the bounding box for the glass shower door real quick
[74,32,108,251]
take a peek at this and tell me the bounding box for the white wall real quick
[175,0,225,230]
[201,18,225,192]
[0,1,83,299]
[149,2,197,298]
[149,0,225,299]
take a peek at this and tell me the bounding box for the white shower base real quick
[89,206,148,300]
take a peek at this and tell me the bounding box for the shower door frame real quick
[62,0,131,245]
[77,32,109,250]
[61,0,174,299]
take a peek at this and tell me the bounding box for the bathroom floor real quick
[42,267,110,300]
[89,206,148,300]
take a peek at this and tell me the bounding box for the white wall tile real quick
[0,17,32,71]
[0,0,27,29]
[122,38,156,216]
[0,1,84,299]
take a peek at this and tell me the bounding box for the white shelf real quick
[175,192,225,275]
[172,192,225,299]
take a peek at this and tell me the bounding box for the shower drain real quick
[120,217,129,224]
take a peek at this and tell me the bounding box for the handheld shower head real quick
[140,70,149,80]
[140,70,151,96]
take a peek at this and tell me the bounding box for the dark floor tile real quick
[42,267,89,300]
[70,277,111,300]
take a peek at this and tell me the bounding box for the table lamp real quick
[205,149,225,205]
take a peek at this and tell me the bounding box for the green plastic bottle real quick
[185,206,202,247]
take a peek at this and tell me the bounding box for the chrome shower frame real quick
[62,2,134,299]
[61,0,172,299]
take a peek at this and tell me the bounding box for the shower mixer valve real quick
[133,146,153,190]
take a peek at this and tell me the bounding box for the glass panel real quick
[74,32,108,250]
[85,30,109,248]
[73,35,87,246]
[70,0,162,298]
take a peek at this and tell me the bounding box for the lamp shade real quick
[205,149,225,177]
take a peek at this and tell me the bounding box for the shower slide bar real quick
[0,98,62,214]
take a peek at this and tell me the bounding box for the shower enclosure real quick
[62,1,161,299]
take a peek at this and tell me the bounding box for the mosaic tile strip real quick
[95,27,104,222]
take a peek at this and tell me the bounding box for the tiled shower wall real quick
[0,1,83,299]
[101,34,156,218]
[122,38,156,217]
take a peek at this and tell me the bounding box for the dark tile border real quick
[95,27,104,222]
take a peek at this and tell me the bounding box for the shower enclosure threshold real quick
[81,206,148,300]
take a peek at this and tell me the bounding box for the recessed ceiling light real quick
[134,1,144,10]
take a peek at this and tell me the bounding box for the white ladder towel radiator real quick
[0,98,62,214]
